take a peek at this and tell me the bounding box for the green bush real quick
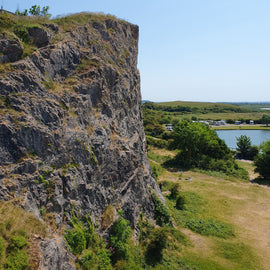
[4,249,29,270]
[79,250,96,270]
[169,183,181,199]
[149,162,164,180]
[65,212,112,269]
[166,121,249,179]
[9,235,27,250]
[152,192,172,227]
[145,227,168,265]
[65,223,86,254]
[176,195,186,210]
[108,212,132,264]
[13,25,29,42]
[96,248,112,270]
[159,180,175,192]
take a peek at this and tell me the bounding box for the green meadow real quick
[147,146,270,270]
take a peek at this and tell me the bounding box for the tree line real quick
[145,120,270,181]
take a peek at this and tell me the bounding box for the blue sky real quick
[3,0,270,102]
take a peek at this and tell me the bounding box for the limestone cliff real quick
[0,13,162,268]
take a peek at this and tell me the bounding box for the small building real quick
[164,124,173,131]
[250,120,254,125]
[235,120,241,125]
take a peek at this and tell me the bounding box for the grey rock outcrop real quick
[0,37,23,62]
[39,236,75,270]
[0,14,162,265]
[28,26,52,47]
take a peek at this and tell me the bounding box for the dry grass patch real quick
[101,205,115,230]
[0,201,45,238]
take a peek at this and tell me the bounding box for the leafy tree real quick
[15,9,28,16]
[260,114,270,126]
[236,135,251,159]
[29,5,41,16]
[41,6,50,17]
[169,121,230,168]
[16,5,51,17]
[167,121,248,179]
[236,135,258,160]
[254,140,270,179]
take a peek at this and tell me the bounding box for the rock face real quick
[28,26,52,47]
[0,14,162,265]
[0,36,23,62]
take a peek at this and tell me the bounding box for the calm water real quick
[216,130,270,149]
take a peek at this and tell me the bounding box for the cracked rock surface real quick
[0,14,162,266]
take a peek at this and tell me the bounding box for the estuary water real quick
[216,130,270,149]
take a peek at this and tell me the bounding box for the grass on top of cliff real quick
[147,146,270,270]
[0,11,128,62]
[53,12,125,32]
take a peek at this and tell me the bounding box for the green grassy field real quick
[147,146,270,270]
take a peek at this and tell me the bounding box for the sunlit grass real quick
[148,146,269,269]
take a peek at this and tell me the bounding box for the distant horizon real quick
[142,99,270,104]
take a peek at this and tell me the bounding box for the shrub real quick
[13,25,29,42]
[4,249,29,269]
[169,183,181,199]
[64,211,112,269]
[152,192,172,227]
[176,195,186,210]
[9,235,27,250]
[64,223,86,254]
[79,249,96,270]
[108,212,132,264]
[145,227,168,265]
[96,248,112,270]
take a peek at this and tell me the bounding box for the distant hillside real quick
[145,100,249,114]
[229,102,270,111]
[156,101,246,112]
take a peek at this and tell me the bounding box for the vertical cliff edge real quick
[0,13,162,268]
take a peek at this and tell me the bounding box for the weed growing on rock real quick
[108,210,132,264]
[64,211,112,269]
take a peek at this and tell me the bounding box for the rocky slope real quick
[0,13,162,268]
